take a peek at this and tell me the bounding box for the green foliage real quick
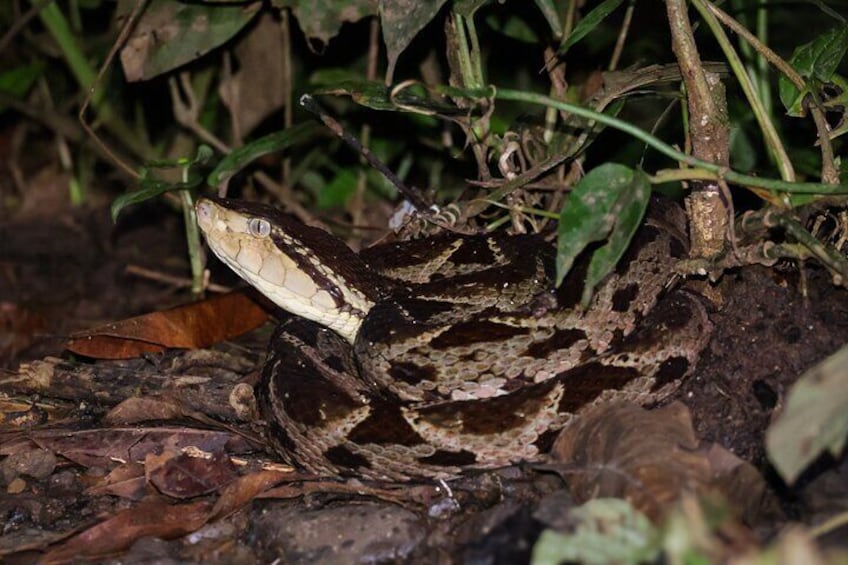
[557,0,624,56]
[766,344,848,484]
[556,163,650,305]
[779,24,848,118]
[0,63,43,112]
[207,123,321,187]
[531,499,659,565]
[111,146,214,221]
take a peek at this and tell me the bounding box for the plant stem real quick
[692,0,795,182]
[495,88,848,195]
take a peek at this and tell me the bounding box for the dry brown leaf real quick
[146,449,238,499]
[40,499,212,564]
[103,396,186,424]
[209,468,293,520]
[549,401,712,521]
[85,462,148,500]
[65,290,268,359]
[31,427,246,469]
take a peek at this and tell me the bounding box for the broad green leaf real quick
[120,0,260,81]
[317,167,358,208]
[778,24,848,117]
[557,0,624,56]
[581,170,651,306]
[766,344,848,484]
[111,146,214,221]
[207,122,320,187]
[0,63,44,111]
[381,0,449,80]
[531,499,659,565]
[279,0,377,46]
[556,163,635,288]
[110,177,202,222]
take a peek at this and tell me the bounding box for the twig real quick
[299,94,433,212]
[78,0,149,179]
[125,265,231,293]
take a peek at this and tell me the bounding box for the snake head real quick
[195,197,381,343]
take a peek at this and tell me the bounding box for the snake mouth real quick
[195,197,374,343]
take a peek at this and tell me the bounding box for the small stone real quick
[7,477,27,494]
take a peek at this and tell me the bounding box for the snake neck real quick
[195,197,387,343]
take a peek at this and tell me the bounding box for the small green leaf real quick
[557,0,624,56]
[766,344,848,484]
[317,167,358,208]
[111,145,216,221]
[779,24,848,117]
[531,499,659,565]
[581,170,651,306]
[0,63,44,111]
[556,163,637,288]
[207,122,319,187]
[111,176,202,222]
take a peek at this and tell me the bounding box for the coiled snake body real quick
[196,197,711,481]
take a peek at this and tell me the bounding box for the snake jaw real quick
[196,197,375,343]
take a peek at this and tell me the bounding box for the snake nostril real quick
[196,200,213,222]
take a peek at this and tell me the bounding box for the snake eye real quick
[248,218,271,238]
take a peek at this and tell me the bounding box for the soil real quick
[1,194,847,563]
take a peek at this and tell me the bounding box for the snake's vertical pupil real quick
[249,218,271,237]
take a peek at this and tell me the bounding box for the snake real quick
[195,196,712,481]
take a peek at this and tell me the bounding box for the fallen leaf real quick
[31,427,247,469]
[85,462,147,500]
[40,499,212,564]
[548,402,712,521]
[65,290,268,359]
[209,468,293,520]
[146,449,238,499]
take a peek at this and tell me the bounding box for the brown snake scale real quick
[196,196,712,481]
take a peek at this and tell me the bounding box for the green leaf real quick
[0,63,44,111]
[282,0,377,47]
[778,24,848,117]
[110,177,200,222]
[766,344,848,484]
[581,170,651,306]
[556,163,648,305]
[557,0,624,56]
[111,145,214,221]
[381,0,449,80]
[207,122,320,187]
[317,167,358,208]
[121,0,260,81]
[531,499,659,565]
